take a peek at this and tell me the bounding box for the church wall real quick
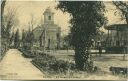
[45,28,59,49]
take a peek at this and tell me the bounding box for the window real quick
[48,16,51,20]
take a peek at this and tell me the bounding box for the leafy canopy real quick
[57,1,107,48]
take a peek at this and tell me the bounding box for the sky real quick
[4,0,127,35]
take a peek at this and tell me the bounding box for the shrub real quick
[32,52,76,74]
[18,48,37,58]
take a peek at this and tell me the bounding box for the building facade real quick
[33,7,61,50]
[105,24,128,53]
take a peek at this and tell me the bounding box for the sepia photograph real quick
[0,0,128,80]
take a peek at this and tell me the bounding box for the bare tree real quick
[28,14,37,30]
[1,4,19,51]
[25,14,36,48]
[2,7,19,38]
[113,1,128,24]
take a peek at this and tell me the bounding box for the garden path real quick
[0,49,44,80]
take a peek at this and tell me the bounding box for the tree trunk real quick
[74,46,90,71]
[125,13,128,24]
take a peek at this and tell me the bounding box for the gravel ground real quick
[0,49,44,80]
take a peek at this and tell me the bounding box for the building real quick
[105,24,128,53]
[33,7,61,50]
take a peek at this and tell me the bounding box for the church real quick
[33,7,61,50]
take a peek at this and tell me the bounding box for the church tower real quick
[43,7,54,24]
[33,7,61,50]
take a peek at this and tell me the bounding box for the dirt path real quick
[0,49,44,80]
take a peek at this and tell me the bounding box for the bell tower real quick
[43,7,54,24]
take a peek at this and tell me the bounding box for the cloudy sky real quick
[4,0,126,35]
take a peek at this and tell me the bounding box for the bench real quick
[109,66,128,75]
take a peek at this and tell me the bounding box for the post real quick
[123,47,126,61]
[108,29,110,47]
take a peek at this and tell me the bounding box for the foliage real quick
[14,29,20,48]
[26,28,35,46]
[1,0,7,60]
[113,1,128,24]
[1,0,19,59]
[9,32,15,47]
[19,47,76,73]
[32,52,76,74]
[2,8,19,39]
[21,28,35,50]
[1,1,19,47]
[21,29,26,45]
[19,49,36,58]
[64,34,72,46]
[61,34,73,50]
[57,1,107,70]
[1,0,6,20]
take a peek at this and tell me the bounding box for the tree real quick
[57,1,106,70]
[62,34,72,50]
[9,31,15,47]
[27,14,35,47]
[2,7,19,38]
[28,27,34,47]
[1,0,19,57]
[113,1,128,24]
[1,6,19,50]
[22,27,34,50]
[14,29,20,48]
[29,14,36,30]
[21,29,26,47]
[1,0,6,41]
[56,32,61,50]
[1,0,6,21]
[1,0,7,58]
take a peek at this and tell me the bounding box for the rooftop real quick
[105,24,128,31]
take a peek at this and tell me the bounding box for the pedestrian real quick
[99,46,102,56]
[98,41,102,56]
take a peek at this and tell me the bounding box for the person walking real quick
[98,41,102,56]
